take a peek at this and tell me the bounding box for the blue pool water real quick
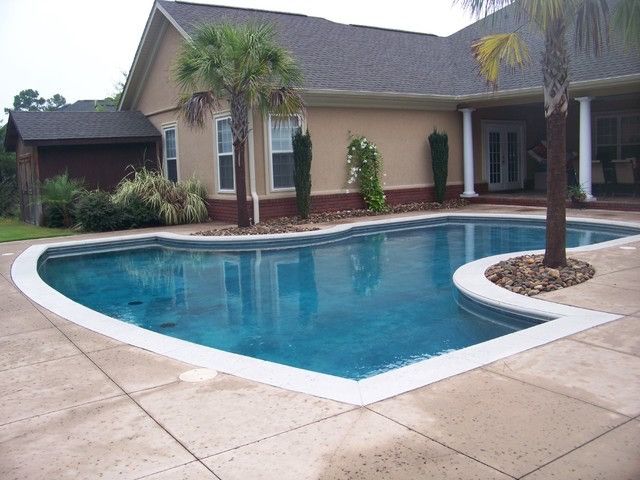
[38,218,632,379]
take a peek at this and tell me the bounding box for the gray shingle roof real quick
[158,0,639,97]
[60,100,117,112]
[8,111,160,144]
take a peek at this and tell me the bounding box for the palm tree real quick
[174,23,304,227]
[458,0,638,267]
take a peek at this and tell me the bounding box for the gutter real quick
[248,112,260,224]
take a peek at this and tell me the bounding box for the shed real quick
[3,111,161,224]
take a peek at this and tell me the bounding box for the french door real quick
[484,123,524,191]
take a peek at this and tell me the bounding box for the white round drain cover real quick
[179,368,218,382]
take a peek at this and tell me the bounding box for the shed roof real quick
[4,111,160,151]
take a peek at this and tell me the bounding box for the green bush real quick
[428,129,449,203]
[119,194,159,229]
[75,190,123,232]
[292,128,312,219]
[41,172,84,227]
[347,135,387,212]
[113,168,208,225]
[75,190,160,232]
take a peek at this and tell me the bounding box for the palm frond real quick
[612,0,640,50]
[472,33,531,88]
[455,0,516,18]
[520,0,570,29]
[179,91,220,128]
[574,0,610,55]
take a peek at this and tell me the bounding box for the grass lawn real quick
[0,217,74,243]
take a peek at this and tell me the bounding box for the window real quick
[269,115,300,189]
[216,117,235,191]
[162,126,178,182]
[595,113,640,162]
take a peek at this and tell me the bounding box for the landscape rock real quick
[485,254,595,297]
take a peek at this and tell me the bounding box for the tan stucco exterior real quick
[303,106,463,196]
[131,23,466,202]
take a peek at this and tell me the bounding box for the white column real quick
[459,108,478,197]
[576,97,596,201]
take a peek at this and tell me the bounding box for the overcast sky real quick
[0,0,475,125]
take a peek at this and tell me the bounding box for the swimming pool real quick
[36,216,636,380]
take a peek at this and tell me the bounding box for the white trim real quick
[481,120,526,191]
[248,111,260,224]
[11,213,640,406]
[155,2,190,39]
[161,122,179,182]
[266,114,303,192]
[214,113,236,193]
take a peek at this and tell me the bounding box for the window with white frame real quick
[269,115,300,189]
[595,112,640,162]
[216,117,235,191]
[162,126,178,182]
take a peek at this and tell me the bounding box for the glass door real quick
[485,123,522,191]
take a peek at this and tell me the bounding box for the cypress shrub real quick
[292,128,312,219]
[428,129,449,203]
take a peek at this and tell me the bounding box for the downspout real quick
[248,111,260,224]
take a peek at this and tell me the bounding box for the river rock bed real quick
[485,254,595,296]
[194,199,468,236]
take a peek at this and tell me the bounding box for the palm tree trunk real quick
[233,139,250,227]
[231,95,251,227]
[544,111,567,267]
[542,19,569,268]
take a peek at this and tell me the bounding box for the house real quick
[117,0,639,222]
[3,111,160,223]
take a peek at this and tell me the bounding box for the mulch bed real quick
[194,199,469,236]
[485,254,595,296]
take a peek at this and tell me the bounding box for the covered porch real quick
[457,92,640,207]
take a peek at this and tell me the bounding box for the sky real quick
[0,0,476,125]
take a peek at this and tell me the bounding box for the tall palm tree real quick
[458,0,638,267]
[174,23,304,227]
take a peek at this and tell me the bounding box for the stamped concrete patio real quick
[1,205,639,480]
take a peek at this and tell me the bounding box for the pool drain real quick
[128,300,143,306]
[160,322,176,328]
[179,368,218,382]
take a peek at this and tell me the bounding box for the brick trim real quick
[206,184,487,223]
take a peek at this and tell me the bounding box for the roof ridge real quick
[164,1,440,37]
[168,0,309,19]
[348,24,438,38]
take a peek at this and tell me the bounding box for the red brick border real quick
[206,184,485,223]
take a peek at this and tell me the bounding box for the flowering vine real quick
[346,135,387,212]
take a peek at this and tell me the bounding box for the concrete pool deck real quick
[1,205,639,479]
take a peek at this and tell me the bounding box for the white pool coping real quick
[11,213,640,406]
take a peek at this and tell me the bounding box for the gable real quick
[133,23,185,114]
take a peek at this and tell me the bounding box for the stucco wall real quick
[303,106,463,196]
[134,23,182,115]
[131,23,468,204]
